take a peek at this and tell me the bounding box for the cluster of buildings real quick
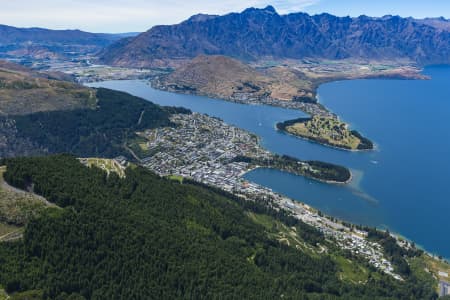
[140,113,271,191]
[135,112,402,280]
[242,188,402,280]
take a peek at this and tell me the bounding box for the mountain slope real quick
[0,25,118,45]
[153,55,314,101]
[0,61,187,158]
[0,60,95,116]
[0,88,183,159]
[100,6,450,67]
[0,155,438,299]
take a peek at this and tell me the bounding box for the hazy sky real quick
[0,0,449,33]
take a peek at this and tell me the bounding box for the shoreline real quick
[241,165,354,185]
[243,171,450,266]
[242,165,449,266]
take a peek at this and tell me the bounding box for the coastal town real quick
[125,112,403,280]
[138,112,272,189]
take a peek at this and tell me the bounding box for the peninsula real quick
[277,116,374,150]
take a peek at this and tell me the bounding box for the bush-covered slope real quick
[0,155,437,299]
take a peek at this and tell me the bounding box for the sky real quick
[0,0,449,33]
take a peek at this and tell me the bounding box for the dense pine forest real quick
[0,155,437,299]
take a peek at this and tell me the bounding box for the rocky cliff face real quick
[100,6,450,67]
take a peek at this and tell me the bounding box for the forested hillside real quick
[0,88,189,158]
[0,155,437,299]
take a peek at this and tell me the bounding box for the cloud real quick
[0,0,319,32]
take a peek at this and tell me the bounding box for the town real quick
[129,112,403,279]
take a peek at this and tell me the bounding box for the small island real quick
[277,116,374,151]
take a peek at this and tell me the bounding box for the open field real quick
[79,158,127,178]
[60,65,168,83]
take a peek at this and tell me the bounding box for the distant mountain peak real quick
[242,5,278,15]
[187,13,219,23]
[263,5,277,13]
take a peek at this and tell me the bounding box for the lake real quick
[88,65,450,259]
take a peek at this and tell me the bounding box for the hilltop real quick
[100,6,450,67]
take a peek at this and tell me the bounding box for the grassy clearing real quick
[138,143,149,151]
[82,158,126,178]
[333,255,369,284]
[247,212,315,254]
[168,175,184,183]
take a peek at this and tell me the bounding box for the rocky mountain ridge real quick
[100,6,450,67]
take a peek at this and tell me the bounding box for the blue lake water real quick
[88,65,450,258]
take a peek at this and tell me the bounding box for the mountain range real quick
[0,25,139,60]
[100,6,450,67]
